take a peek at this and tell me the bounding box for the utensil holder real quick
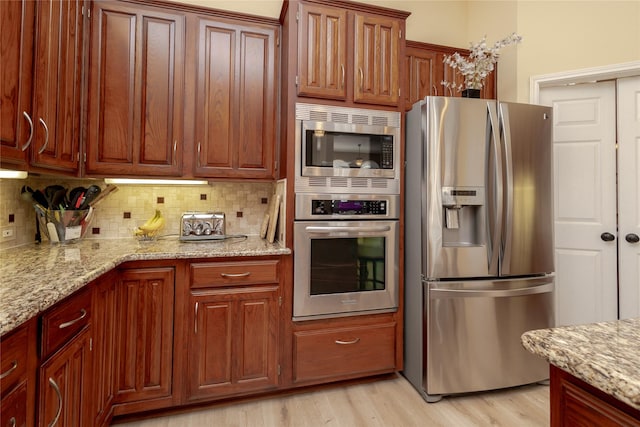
[35,208,94,244]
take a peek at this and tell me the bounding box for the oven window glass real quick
[304,130,393,170]
[310,237,386,295]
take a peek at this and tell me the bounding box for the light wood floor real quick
[115,374,550,426]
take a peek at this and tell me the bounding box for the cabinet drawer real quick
[0,381,27,427]
[191,260,279,288]
[294,322,396,382]
[40,287,92,359]
[0,327,28,396]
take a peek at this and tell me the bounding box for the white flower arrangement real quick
[441,32,523,92]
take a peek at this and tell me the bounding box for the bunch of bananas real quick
[134,209,165,240]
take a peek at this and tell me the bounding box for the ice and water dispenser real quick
[441,186,485,247]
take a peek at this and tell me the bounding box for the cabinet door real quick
[115,267,174,405]
[86,1,184,176]
[193,18,277,179]
[186,286,279,400]
[92,273,117,426]
[405,46,438,111]
[353,13,400,106]
[30,0,83,173]
[38,327,92,427]
[1,382,27,427]
[297,3,347,100]
[0,0,35,168]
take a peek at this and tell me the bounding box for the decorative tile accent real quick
[0,178,275,248]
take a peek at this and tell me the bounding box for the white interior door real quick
[617,76,640,319]
[540,81,618,326]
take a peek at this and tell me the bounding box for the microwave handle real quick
[305,225,391,234]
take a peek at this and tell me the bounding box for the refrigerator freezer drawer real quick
[425,277,554,396]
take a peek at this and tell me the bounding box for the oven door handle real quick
[305,225,391,234]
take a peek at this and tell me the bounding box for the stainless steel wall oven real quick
[293,103,402,321]
[293,194,399,320]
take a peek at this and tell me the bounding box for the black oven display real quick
[310,237,386,295]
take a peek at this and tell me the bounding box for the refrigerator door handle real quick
[430,282,554,298]
[487,103,503,275]
[499,103,514,273]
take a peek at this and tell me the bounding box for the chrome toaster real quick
[180,212,225,241]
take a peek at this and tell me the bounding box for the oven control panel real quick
[311,199,388,216]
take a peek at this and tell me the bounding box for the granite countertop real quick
[0,236,290,336]
[521,318,640,410]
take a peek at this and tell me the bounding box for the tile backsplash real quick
[0,177,275,249]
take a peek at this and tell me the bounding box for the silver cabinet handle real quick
[9,417,16,427]
[48,377,62,427]
[335,338,360,345]
[220,272,251,278]
[58,308,87,329]
[194,302,198,334]
[22,111,34,150]
[432,84,438,96]
[0,360,17,379]
[358,67,364,91]
[38,118,49,154]
[197,142,201,168]
[173,140,177,165]
[340,64,345,89]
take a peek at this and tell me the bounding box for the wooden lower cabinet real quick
[550,365,640,426]
[185,259,280,401]
[1,319,37,427]
[92,271,118,426]
[37,327,92,427]
[113,266,175,415]
[293,321,397,384]
[186,287,279,400]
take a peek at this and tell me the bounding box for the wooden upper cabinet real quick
[404,40,497,107]
[193,18,277,179]
[85,1,185,177]
[30,0,84,173]
[405,44,438,111]
[353,13,401,106]
[297,3,347,100]
[0,0,35,168]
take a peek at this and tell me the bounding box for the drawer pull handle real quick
[9,417,16,427]
[48,377,62,427]
[335,338,360,345]
[220,272,251,278]
[58,308,87,329]
[0,360,17,379]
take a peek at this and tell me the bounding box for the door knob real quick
[625,233,640,243]
[600,232,615,242]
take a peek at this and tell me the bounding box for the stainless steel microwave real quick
[295,103,401,194]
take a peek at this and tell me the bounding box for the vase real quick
[461,88,481,98]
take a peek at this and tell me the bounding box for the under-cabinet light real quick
[0,169,28,179]
[104,178,209,185]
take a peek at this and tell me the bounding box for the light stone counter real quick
[0,236,290,336]
[521,318,640,411]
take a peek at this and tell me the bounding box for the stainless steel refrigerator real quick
[403,96,555,402]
